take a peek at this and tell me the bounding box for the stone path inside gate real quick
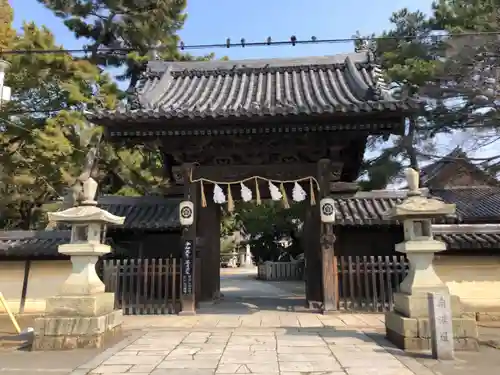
[66,268,439,375]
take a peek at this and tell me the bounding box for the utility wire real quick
[0,31,498,56]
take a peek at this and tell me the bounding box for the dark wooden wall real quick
[107,230,182,259]
[334,226,403,256]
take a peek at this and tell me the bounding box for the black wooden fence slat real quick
[362,256,370,311]
[102,258,181,315]
[334,255,409,313]
[355,256,362,310]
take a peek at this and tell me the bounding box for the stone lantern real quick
[0,59,12,106]
[33,177,126,350]
[384,168,478,351]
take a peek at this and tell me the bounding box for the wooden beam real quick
[318,159,338,313]
[179,163,197,315]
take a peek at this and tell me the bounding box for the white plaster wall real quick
[0,260,71,314]
[434,255,500,314]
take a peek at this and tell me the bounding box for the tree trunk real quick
[406,117,419,170]
[19,205,33,230]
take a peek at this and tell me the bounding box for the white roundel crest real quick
[179,201,194,226]
[320,197,335,223]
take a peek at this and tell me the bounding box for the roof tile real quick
[435,232,500,249]
[431,186,500,221]
[0,231,70,257]
[91,53,418,122]
[98,195,181,230]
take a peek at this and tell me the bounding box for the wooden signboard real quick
[182,239,194,295]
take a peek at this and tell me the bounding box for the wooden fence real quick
[336,255,409,312]
[257,261,304,281]
[101,258,181,315]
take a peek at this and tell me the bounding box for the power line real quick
[0,31,498,56]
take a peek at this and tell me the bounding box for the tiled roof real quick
[433,224,500,249]
[333,196,404,225]
[420,147,467,186]
[333,186,500,225]
[420,147,498,187]
[0,230,70,257]
[430,186,500,222]
[436,232,500,249]
[98,195,181,230]
[90,52,418,122]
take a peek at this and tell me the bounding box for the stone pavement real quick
[70,323,435,375]
[68,268,435,375]
[2,268,499,374]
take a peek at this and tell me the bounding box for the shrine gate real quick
[90,49,418,314]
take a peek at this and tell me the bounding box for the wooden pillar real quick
[179,163,197,315]
[198,187,211,301]
[305,200,322,307]
[212,204,222,299]
[198,186,221,301]
[317,159,338,313]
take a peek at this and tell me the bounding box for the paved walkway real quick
[3,268,498,374]
[69,269,436,375]
[72,326,431,375]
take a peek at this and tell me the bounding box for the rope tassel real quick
[227,184,234,212]
[310,178,316,206]
[280,182,290,209]
[200,181,207,207]
[255,178,261,205]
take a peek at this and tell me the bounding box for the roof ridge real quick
[352,188,430,199]
[98,195,182,205]
[0,230,70,240]
[147,52,373,74]
[432,224,500,234]
[432,185,499,190]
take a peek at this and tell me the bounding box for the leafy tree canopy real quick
[361,0,500,188]
[0,20,119,229]
[221,201,306,262]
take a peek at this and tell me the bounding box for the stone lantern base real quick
[385,292,479,351]
[32,292,123,350]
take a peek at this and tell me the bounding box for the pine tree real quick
[0,0,16,50]
[36,0,212,88]
[358,9,443,188]
[0,21,120,229]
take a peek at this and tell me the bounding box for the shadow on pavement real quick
[201,269,309,315]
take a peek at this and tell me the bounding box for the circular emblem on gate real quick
[180,206,193,219]
[322,202,334,216]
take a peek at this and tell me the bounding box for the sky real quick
[13,0,486,172]
[12,0,434,61]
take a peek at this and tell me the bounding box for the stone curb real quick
[68,329,146,375]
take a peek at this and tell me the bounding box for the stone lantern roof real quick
[47,178,125,225]
[386,168,456,221]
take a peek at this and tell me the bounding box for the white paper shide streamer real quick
[292,182,307,202]
[213,184,226,204]
[240,182,253,202]
[268,181,282,201]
